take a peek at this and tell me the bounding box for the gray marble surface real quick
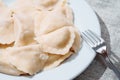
[74,0,120,80]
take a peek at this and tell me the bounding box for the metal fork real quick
[81,30,120,80]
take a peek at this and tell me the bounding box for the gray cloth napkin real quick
[74,0,120,80]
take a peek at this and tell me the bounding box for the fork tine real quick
[82,32,95,47]
[86,30,100,43]
[85,30,99,44]
[82,30,105,48]
[88,30,104,43]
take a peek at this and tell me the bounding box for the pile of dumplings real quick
[0,0,81,76]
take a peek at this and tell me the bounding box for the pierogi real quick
[0,0,82,76]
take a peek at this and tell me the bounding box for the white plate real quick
[1,0,100,80]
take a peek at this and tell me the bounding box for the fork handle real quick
[100,51,120,80]
[106,57,120,79]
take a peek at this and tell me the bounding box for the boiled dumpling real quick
[72,28,81,52]
[0,0,81,76]
[62,4,73,23]
[5,45,49,75]
[44,54,62,70]
[12,0,40,46]
[44,51,73,70]
[11,0,40,46]
[13,13,37,46]
[35,27,75,55]
[33,0,61,10]
[34,10,49,36]
[0,52,25,75]
[34,5,73,36]
[0,19,14,44]
[0,1,14,44]
[12,0,58,11]
[11,0,35,14]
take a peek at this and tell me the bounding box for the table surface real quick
[75,0,120,80]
